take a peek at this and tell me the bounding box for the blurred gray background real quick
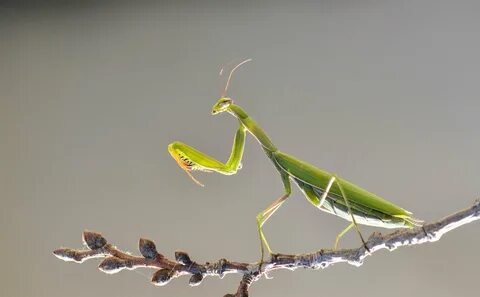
[1,1,480,296]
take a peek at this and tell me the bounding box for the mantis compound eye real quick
[219,98,232,109]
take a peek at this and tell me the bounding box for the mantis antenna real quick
[221,58,252,97]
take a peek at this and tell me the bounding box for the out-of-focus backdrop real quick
[2,1,479,296]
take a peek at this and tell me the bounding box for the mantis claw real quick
[168,143,206,187]
[184,169,205,187]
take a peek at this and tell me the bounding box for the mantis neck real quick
[228,104,278,152]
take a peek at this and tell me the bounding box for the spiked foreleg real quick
[168,124,246,186]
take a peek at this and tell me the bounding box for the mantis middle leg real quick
[256,173,292,262]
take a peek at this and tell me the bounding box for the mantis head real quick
[212,58,252,115]
[211,97,233,115]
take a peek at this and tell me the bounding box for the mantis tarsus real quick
[168,59,422,263]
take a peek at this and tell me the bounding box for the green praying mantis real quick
[168,59,422,262]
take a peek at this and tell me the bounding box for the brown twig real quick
[53,200,480,297]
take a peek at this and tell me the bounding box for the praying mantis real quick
[168,59,422,262]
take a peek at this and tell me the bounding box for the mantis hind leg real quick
[308,175,368,250]
[334,223,354,250]
[332,174,369,251]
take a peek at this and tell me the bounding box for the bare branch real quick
[54,200,480,297]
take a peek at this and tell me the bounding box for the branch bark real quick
[54,200,480,297]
